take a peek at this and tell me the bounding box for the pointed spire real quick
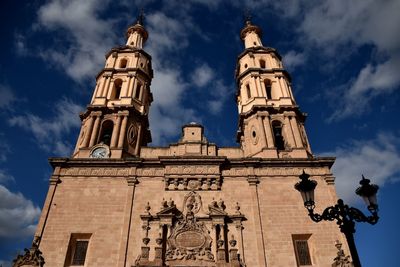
[243,9,252,26]
[136,8,145,25]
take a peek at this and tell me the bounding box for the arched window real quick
[135,81,142,99]
[119,58,127,68]
[98,120,113,146]
[111,79,122,100]
[272,122,285,150]
[260,59,266,68]
[246,84,251,99]
[264,79,272,99]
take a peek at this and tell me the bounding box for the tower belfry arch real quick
[15,12,351,267]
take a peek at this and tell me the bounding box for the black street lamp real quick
[294,171,379,267]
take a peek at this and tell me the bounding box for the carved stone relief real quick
[127,123,138,146]
[134,191,245,267]
[61,167,129,177]
[165,177,222,191]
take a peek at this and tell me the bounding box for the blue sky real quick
[1,0,399,266]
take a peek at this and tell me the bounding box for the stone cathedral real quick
[14,15,353,267]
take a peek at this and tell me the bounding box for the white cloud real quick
[207,79,232,114]
[144,12,203,144]
[0,134,11,163]
[8,98,82,155]
[189,63,232,114]
[298,0,400,120]
[329,56,400,120]
[321,133,400,204]
[0,185,41,238]
[146,12,190,57]
[0,85,17,111]
[36,0,116,82]
[14,33,28,56]
[283,50,306,70]
[0,259,11,267]
[149,67,200,144]
[0,170,14,184]
[300,0,400,54]
[191,64,214,87]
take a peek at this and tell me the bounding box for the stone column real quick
[97,76,107,97]
[277,76,286,97]
[82,116,94,147]
[284,116,296,148]
[134,124,142,155]
[259,77,266,97]
[234,220,245,264]
[117,174,138,267]
[111,115,122,148]
[139,82,146,102]
[89,113,101,147]
[132,78,138,99]
[127,74,134,97]
[282,78,291,98]
[247,175,268,267]
[118,113,128,148]
[102,76,112,98]
[252,75,260,97]
[257,116,267,149]
[289,115,303,148]
[91,82,100,102]
[262,115,274,148]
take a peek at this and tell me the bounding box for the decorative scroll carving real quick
[332,241,353,267]
[13,237,45,267]
[134,191,246,267]
[166,165,219,175]
[61,167,129,177]
[127,123,138,146]
[182,191,202,215]
[136,168,165,177]
[166,213,214,262]
[222,167,331,177]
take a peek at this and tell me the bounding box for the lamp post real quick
[294,171,379,267]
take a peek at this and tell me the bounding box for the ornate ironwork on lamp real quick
[294,171,380,267]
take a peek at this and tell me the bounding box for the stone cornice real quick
[236,68,291,84]
[79,106,150,125]
[236,47,282,61]
[96,67,153,81]
[105,46,151,60]
[48,156,335,169]
[237,105,306,122]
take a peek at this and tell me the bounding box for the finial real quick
[136,8,145,25]
[243,9,252,25]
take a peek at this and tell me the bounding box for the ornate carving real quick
[13,237,45,267]
[250,125,259,145]
[135,192,246,267]
[166,212,214,262]
[208,198,227,215]
[127,123,138,146]
[332,241,353,267]
[137,168,165,177]
[183,191,202,215]
[62,167,129,177]
[166,165,219,175]
[165,177,222,191]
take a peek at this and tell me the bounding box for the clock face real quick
[90,146,109,158]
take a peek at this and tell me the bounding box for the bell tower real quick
[73,13,153,159]
[236,18,312,158]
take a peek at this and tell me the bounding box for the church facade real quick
[14,15,352,267]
